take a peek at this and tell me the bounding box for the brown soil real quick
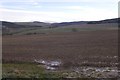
[2,30,118,67]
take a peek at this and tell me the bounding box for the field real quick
[2,25,118,78]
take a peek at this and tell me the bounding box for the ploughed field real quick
[3,30,118,67]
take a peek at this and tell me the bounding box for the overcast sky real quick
[0,0,119,22]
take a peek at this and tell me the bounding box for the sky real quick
[0,0,119,22]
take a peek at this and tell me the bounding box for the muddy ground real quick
[2,30,118,67]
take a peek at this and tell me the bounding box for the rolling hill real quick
[1,18,119,28]
[1,18,119,35]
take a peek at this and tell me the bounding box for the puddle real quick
[34,59,61,70]
[34,59,118,78]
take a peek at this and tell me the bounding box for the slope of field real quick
[3,29,118,67]
[3,23,118,35]
[2,18,119,35]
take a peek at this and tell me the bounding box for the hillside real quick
[15,21,51,27]
[51,18,119,27]
[1,18,119,35]
[1,18,119,28]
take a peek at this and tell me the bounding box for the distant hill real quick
[1,21,51,29]
[1,18,119,28]
[51,21,89,27]
[1,21,25,28]
[51,18,119,27]
[1,18,119,35]
[15,21,51,28]
[87,18,120,24]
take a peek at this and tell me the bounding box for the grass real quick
[2,63,61,78]
[2,63,118,79]
[5,25,118,35]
